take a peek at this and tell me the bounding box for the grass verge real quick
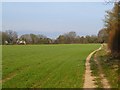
[90,44,119,88]
[90,53,103,88]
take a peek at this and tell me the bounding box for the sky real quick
[2,2,114,39]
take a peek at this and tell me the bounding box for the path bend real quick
[83,46,101,88]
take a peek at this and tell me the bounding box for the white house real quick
[5,41,8,44]
[16,40,26,45]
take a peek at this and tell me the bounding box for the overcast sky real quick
[2,2,113,39]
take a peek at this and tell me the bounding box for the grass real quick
[92,44,119,88]
[2,44,100,88]
[0,45,2,89]
[97,52,119,88]
[90,53,103,88]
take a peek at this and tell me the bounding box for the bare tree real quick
[5,30,18,44]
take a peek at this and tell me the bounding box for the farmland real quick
[2,44,100,88]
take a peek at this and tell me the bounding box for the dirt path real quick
[83,46,101,88]
[94,53,111,88]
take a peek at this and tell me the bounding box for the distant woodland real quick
[0,29,108,45]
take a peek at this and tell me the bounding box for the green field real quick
[2,44,100,88]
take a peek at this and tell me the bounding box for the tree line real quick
[0,29,108,45]
[103,2,120,58]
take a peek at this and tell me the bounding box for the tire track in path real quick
[83,46,101,88]
[94,50,111,88]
